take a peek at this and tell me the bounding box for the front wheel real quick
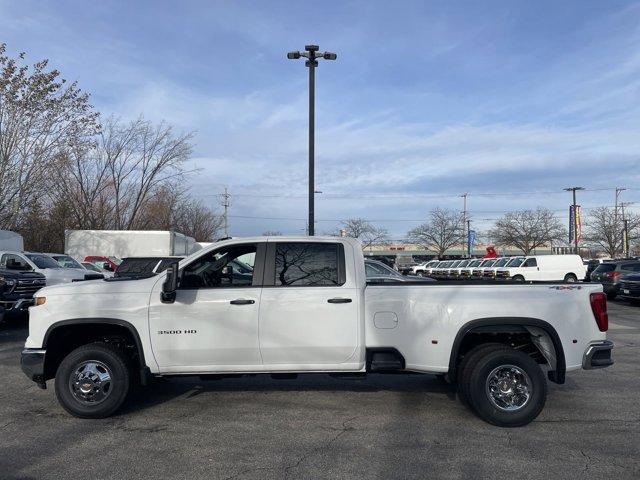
[512,275,525,283]
[55,342,131,418]
[417,271,425,277]
[462,345,547,427]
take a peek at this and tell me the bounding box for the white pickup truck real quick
[21,236,613,427]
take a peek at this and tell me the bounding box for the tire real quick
[456,343,504,408]
[417,271,425,277]
[463,345,547,427]
[55,342,131,419]
[512,275,525,283]
[564,273,577,283]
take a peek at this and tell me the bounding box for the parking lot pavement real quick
[1,303,638,480]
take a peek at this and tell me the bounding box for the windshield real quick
[493,258,510,267]
[52,255,83,269]
[506,257,526,267]
[483,259,498,267]
[25,254,60,269]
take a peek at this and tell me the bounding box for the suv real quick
[590,261,640,299]
[0,266,46,318]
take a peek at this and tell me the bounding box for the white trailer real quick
[64,230,201,259]
[0,230,24,251]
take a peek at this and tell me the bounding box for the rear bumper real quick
[21,348,47,388]
[582,341,614,370]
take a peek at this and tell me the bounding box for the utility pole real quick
[564,187,584,254]
[466,219,472,257]
[287,45,337,236]
[221,187,230,238]
[460,193,468,257]
[621,202,634,258]
[614,187,626,256]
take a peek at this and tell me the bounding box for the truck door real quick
[258,241,360,368]
[148,242,265,372]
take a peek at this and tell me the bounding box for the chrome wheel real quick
[485,364,532,412]
[69,360,113,405]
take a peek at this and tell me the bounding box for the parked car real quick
[22,236,612,427]
[590,261,640,299]
[495,255,586,283]
[48,254,104,280]
[431,260,452,278]
[472,259,498,279]
[365,259,434,283]
[617,272,640,304]
[584,259,611,282]
[0,251,88,285]
[114,256,184,279]
[448,259,472,278]
[482,257,512,279]
[459,259,483,278]
[411,260,439,276]
[84,255,121,272]
[0,265,46,316]
[81,262,114,278]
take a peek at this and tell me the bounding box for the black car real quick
[618,273,640,304]
[0,267,46,320]
[590,260,640,299]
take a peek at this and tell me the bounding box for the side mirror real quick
[161,262,178,304]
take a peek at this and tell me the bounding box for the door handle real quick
[327,298,352,304]
[230,299,255,305]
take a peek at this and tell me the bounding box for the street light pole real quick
[564,187,584,254]
[287,45,337,236]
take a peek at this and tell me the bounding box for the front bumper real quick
[0,297,35,311]
[582,340,614,370]
[21,348,47,388]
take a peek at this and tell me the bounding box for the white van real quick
[495,254,586,282]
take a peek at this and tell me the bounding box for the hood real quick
[39,273,159,296]
[40,268,92,285]
[0,268,46,280]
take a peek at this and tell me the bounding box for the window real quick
[53,255,83,269]
[25,254,60,269]
[620,262,640,272]
[275,242,342,286]
[523,258,537,267]
[1,254,30,270]
[180,244,256,289]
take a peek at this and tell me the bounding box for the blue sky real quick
[2,0,639,238]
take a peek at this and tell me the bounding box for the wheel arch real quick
[448,317,566,384]
[42,318,149,381]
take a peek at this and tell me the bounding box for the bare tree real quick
[338,218,389,249]
[101,116,194,229]
[407,208,464,257]
[584,206,640,257]
[137,185,223,242]
[488,208,566,255]
[0,44,99,229]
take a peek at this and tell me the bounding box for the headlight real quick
[34,296,46,306]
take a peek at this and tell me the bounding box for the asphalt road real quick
[1,301,638,480]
